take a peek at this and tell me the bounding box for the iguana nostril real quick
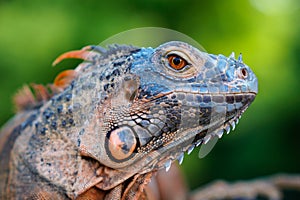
[238,68,248,79]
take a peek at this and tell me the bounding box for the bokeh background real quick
[0,0,299,199]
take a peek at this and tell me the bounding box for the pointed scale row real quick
[163,116,242,172]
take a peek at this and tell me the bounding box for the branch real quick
[189,174,300,200]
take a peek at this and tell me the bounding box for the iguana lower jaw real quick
[109,92,256,175]
[153,93,257,172]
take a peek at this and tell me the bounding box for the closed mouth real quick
[151,92,256,172]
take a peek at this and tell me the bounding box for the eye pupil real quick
[172,57,181,65]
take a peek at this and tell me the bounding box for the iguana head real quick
[52,41,257,190]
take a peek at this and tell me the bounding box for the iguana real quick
[0,41,258,199]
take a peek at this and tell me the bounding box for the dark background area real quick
[0,0,299,198]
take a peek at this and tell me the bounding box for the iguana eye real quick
[167,54,188,70]
[106,126,137,162]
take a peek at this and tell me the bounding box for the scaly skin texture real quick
[0,41,258,199]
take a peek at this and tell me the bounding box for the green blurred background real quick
[0,0,299,198]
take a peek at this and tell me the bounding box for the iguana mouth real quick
[144,92,257,172]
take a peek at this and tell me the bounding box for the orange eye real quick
[167,54,187,70]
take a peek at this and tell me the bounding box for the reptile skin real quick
[0,41,258,199]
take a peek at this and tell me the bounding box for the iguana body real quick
[0,41,258,199]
